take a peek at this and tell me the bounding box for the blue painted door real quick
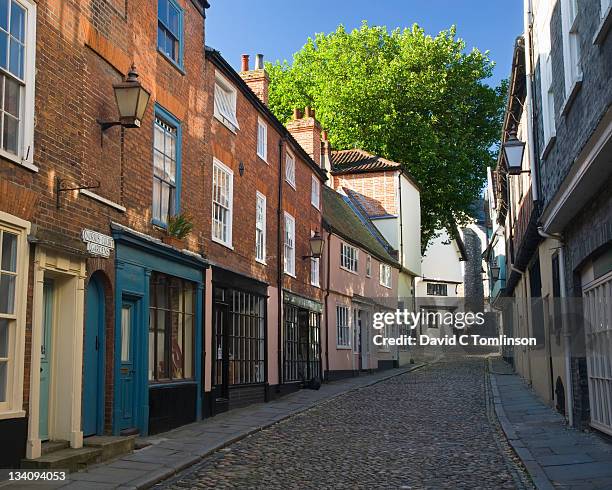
[39,280,54,441]
[118,301,136,430]
[83,276,104,436]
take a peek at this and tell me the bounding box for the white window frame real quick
[540,53,556,152]
[284,212,295,277]
[214,71,239,132]
[255,192,266,264]
[211,158,234,248]
[336,304,351,348]
[0,212,29,418]
[257,118,267,162]
[285,151,296,189]
[0,0,36,172]
[366,255,372,277]
[560,0,582,103]
[311,175,320,209]
[310,230,320,287]
[379,263,392,288]
[340,242,358,273]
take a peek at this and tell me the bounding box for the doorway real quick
[82,274,105,436]
[117,300,138,432]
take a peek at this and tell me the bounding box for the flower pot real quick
[162,235,184,249]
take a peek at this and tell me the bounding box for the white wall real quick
[399,174,421,276]
[419,229,464,286]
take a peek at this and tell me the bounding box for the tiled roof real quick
[331,149,402,174]
[322,186,399,266]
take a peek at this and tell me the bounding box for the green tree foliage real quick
[267,22,506,249]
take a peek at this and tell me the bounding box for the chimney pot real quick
[305,106,312,118]
[255,54,264,70]
[322,130,328,141]
[241,54,250,72]
[293,108,303,120]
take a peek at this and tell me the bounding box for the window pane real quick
[0,360,6,402]
[168,3,179,35]
[0,317,8,357]
[157,0,167,24]
[8,38,22,78]
[0,273,14,314]
[4,75,19,117]
[148,310,154,380]
[3,113,18,154]
[1,231,16,272]
[0,32,6,69]
[121,306,131,362]
[0,0,8,31]
[157,25,165,52]
[9,2,24,42]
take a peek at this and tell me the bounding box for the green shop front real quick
[111,224,206,436]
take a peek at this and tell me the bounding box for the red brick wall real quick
[333,171,399,217]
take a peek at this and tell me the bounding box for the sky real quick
[206,1,524,88]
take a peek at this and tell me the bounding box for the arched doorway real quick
[82,272,106,436]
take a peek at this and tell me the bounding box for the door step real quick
[21,436,136,473]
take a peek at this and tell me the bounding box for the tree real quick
[267,22,506,250]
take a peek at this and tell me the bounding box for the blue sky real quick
[206,1,524,88]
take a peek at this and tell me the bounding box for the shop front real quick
[210,267,268,415]
[282,291,322,389]
[112,224,205,436]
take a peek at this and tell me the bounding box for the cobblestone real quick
[158,358,533,489]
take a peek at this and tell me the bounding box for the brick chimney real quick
[286,106,322,167]
[240,53,269,105]
[320,130,333,181]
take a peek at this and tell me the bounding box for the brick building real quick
[0,0,210,468]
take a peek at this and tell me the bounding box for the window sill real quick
[0,150,38,172]
[80,189,126,212]
[257,154,268,164]
[540,135,556,161]
[340,266,359,275]
[336,345,352,350]
[256,258,267,266]
[157,49,186,75]
[380,283,392,289]
[561,78,582,117]
[152,218,168,230]
[310,282,320,288]
[285,179,296,190]
[0,409,26,420]
[311,203,320,210]
[214,113,239,134]
[212,236,234,250]
[284,271,296,278]
[593,5,612,45]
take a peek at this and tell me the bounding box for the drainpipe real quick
[538,227,573,427]
[277,138,285,387]
[324,228,332,380]
[524,0,539,202]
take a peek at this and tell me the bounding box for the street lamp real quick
[98,64,151,132]
[490,264,500,281]
[503,129,527,175]
[304,230,324,259]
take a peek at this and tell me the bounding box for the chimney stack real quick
[286,106,323,167]
[239,53,269,105]
[321,130,333,182]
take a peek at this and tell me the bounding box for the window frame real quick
[157,0,184,70]
[283,212,295,277]
[214,71,239,132]
[0,0,37,171]
[285,150,296,189]
[366,255,372,277]
[340,242,358,273]
[310,230,320,287]
[211,158,234,248]
[427,282,448,296]
[560,0,582,103]
[152,104,182,228]
[256,117,267,162]
[255,191,266,264]
[0,211,29,418]
[379,263,392,288]
[310,175,320,209]
[336,304,351,349]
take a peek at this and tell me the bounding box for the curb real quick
[128,363,429,489]
[487,359,554,490]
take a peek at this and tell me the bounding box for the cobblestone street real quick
[158,358,532,489]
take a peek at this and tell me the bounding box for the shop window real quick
[283,305,320,382]
[148,272,195,382]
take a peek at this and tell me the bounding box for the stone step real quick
[41,440,69,455]
[83,435,137,462]
[21,447,103,473]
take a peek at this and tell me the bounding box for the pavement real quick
[3,363,425,489]
[489,357,612,489]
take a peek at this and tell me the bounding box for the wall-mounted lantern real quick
[490,264,501,281]
[303,230,324,259]
[98,64,151,132]
[503,130,527,175]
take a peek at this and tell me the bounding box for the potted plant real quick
[162,212,193,249]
